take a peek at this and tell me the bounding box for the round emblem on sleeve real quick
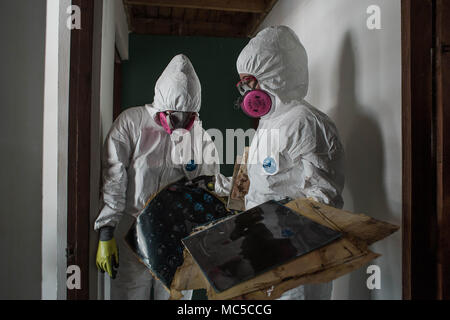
[185,160,198,172]
[263,157,277,174]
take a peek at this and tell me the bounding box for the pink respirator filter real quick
[241,90,272,118]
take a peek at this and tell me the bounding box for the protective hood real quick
[153,54,201,113]
[237,26,309,109]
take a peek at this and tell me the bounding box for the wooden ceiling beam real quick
[124,0,266,13]
[132,17,247,38]
[247,0,279,36]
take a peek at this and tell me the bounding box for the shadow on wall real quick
[330,32,397,300]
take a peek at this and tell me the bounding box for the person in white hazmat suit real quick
[95,54,220,300]
[216,26,345,300]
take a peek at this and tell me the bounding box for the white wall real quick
[42,0,71,300]
[0,0,47,299]
[261,0,402,300]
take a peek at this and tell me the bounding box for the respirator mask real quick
[235,75,272,118]
[158,111,197,135]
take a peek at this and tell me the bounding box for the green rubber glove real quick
[96,227,119,279]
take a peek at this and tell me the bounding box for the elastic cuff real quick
[99,226,115,241]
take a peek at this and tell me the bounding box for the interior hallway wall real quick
[0,0,47,299]
[260,0,402,300]
[121,34,254,177]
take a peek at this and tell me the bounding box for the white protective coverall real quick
[224,26,346,300]
[94,54,219,300]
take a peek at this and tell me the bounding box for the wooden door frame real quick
[67,0,94,300]
[401,0,436,300]
[435,0,450,300]
[67,0,124,300]
[402,0,450,300]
